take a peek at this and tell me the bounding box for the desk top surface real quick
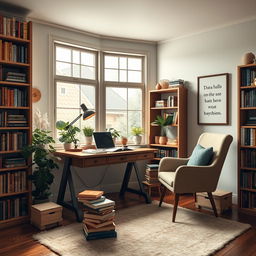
[54,147,156,159]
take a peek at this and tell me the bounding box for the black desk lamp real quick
[65,103,95,129]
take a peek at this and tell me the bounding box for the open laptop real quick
[82,132,131,154]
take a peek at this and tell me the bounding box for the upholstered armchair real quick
[158,133,233,222]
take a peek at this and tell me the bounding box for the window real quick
[55,43,97,142]
[54,43,145,144]
[104,54,144,140]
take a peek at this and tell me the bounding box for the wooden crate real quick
[195,190,232,214]
[31,202,63,230]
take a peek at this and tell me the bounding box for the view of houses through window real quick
[55,43,145,144]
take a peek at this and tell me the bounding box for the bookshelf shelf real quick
[0,166,28,172]
[0,17,32,228]
[149,87,187,161]
[0,191,29,198]
[238,64,256,214]
[0,81,30,87]
[0,60,30,67]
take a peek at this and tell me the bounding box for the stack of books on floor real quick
[77,190,117,241]
[144,164,160,185]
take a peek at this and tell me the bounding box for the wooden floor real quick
[0,192,256,256]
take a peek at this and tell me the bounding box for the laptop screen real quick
[93,132,115,149]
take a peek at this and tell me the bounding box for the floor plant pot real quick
[159,136,167,145]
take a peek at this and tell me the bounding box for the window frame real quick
[53,42,146,145]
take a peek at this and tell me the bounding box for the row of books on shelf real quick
[240,171,256,189]
[240,69,256,87]
[163,112,178,125]
[0,40,28,63]
[0,157,26,169]
[155,96,177,108]
[77,190,117,241]
[241,128,256,146]
[241,89,256,107]
[0,66,27,83]
[0,86,28,107]
[241,149,256,168]
[155,149,177,158]
[169,79,184,87]
[0,171,27,194]
[0,15,28,40]
[0,112,28,127]
[241,191,256,208]
[0,196,27,221]
[0,131,27,151]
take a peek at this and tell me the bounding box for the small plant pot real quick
[159,136,167,145]
[85,136,93,145]
[121,136,128,146]
[134,135,142,145]
[64,143,72,151]
[155,136,160,144]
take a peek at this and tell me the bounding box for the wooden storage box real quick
[31,202,63,230]
[195,190,232,214]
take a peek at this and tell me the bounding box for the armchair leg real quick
[159,185,167,207]
[207,192,218,217]
[172,193,180,222]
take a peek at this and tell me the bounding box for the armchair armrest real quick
[174,164,218,193]
[159,157,189,172]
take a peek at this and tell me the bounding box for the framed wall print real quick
[197,73,229,125]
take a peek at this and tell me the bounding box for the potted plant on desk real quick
[131,126,144,145]
[56,120,81,150]
[83,126,94,146]
[107,128,120,145]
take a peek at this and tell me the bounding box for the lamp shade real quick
[81,103,95,120]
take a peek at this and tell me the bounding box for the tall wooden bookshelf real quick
[238,64,256,215]
[0,16,32,228]
[149,87,187,161]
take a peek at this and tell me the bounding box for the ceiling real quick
[1,0,256,42]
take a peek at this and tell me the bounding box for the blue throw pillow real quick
[187,144,213,166]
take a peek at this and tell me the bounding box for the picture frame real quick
[197,73,229,125]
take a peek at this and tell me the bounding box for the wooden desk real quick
[54,148,156,222]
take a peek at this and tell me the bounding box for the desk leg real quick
[119,162,151,204]
[57,157,83,222]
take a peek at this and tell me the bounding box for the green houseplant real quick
[56,120,81,149]
[131,126,144,145]
[83,126,94,145]
[152,115,173,145]
[106,128,120,144]
[22,129,58,203]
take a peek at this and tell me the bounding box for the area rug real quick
[33,201,250,256]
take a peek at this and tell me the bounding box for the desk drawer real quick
[107,154,137,164]
[73,157,107,167]
[136,152,154,160]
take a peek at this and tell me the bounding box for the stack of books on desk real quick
[77,190,117,241]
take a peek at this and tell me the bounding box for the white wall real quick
[157,19,256,203]
[32,22,157,200]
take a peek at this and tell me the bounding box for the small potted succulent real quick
[131,126,144,145]
[56,121,81,150]
[83,126,94,145]
[152,115,173,145]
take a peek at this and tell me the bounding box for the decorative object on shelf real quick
[198,73,229,125]
[106,128,120,144]
[121,136,128,146]
[155,136,160,144]
[169,79,185,87]
[254,78,256,86]
[241,52,255,65]
[22,128,58,204]
[83,126,94,146]
[159,79,169,89]
[131,126,144,145]
[56,120,81,150]
[155,83,162,90]
[32,88,41,103]
[152,115,173,145]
